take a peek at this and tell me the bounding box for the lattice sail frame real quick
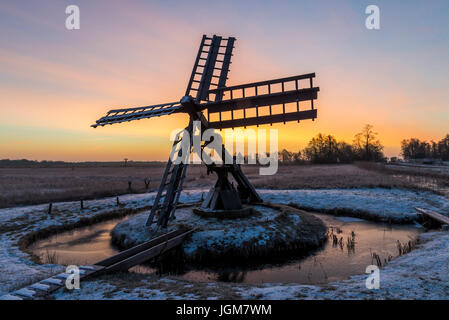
[185,35,235,102]
[92,102,181,128]
[203,73,318,129]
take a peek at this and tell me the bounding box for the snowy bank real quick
[0,187,448,299]
[259,188,449,223]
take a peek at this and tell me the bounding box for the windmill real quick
[92,35,319,228]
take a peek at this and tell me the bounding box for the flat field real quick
[1,162,447,208]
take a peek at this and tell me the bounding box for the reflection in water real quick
[29,219,122,266]
[393,173,449,197]
[30,213,421,285]
[177,214,421,284]
[217,271,247,283]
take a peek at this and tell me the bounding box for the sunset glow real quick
[1,0,448,161]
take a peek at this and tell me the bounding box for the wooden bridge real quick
[1,228,194,300]
[415,207,449,226]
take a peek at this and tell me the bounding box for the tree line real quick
[401,135,449,160]
[280,124,385,164]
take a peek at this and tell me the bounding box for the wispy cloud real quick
[1,0,448,160]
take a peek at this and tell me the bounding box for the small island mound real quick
[111,204,327,264]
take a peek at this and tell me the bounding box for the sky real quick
[0,0,448,161]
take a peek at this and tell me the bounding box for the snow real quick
[42,278,63,285]
[0,294,23,300]
[334,216,365,222]
[13,288,36,298]
[79,265,95,270]
[55,273,71,279]
[259,188,449,221]
[51,279,200,300]
[29,283,50,291]
[0,187,448,299]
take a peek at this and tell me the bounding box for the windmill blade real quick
[202,73,319,129]
[185,35,235,102]
[92,101,182,128]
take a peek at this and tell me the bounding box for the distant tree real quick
[400,138,430,159]
[292,150,303,163]
[438,134,449,160]
[430,140,438,159]
[304,133,350,164]
[336,141,354,163]
[124,158,128,167]
[352,125,384,161]
[280,149,293,163]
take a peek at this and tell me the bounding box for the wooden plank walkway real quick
[1,228,194,300]
[415,207,449,225]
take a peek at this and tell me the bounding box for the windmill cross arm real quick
[92,101,183,128]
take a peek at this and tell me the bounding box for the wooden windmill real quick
[92,35,319,228]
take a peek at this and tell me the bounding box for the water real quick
[29,219,122,266]
[30,213,421,285]
[392,173,449,197]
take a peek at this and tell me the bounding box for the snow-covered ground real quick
[260,188,449,222]
[1,188,449,299]
[0,191,163,295]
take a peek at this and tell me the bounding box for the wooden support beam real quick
[415,207,449,225]
[103,231,192,272]
[95,229,189,267]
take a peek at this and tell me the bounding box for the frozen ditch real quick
[29,210,422,285]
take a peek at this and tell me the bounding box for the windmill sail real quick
[185,35,235,102]
[203,73,319,129]
[91,102,182,128]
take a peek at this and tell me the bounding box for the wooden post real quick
[144,178,150,192]
[128,181,132,192]
[48,203,53,215]
[80,200,84,210]
[116,197,120,206]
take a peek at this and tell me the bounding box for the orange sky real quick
[1,1,448,161]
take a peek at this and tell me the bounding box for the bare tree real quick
[353,125,384,161]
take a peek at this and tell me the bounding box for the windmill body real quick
[93,35,319,228]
